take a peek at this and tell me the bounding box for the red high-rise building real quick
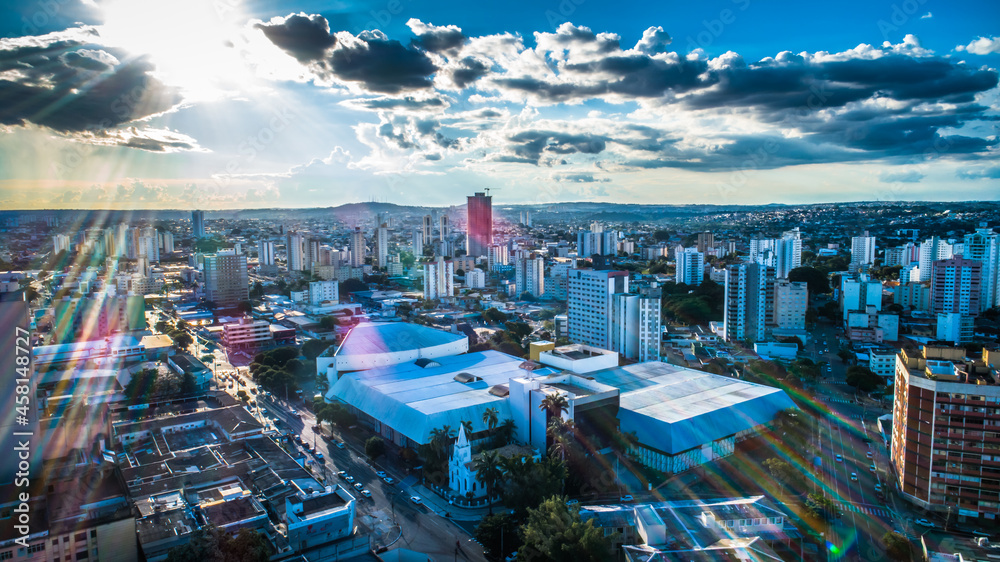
[466,192,493,257]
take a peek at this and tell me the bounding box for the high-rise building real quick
[258,240,275,266]
[750,228,801,279]
[412,230,424,256]
[567,269,629,349]
[53,233,71,254]
[286,232,304,271]
[515,256,545,298]
[930,256,982,316]
[963,227,1000,312]
[884,242,919,267]
[488,244,510,271]
[696,231,714,253]
[919,236,953,282]
[722,263,775,343]
[892,282,930,311]
[524,210,532,227]
[159,230,174,254]
[577,222,618,258]
[303,235,321,271]
[423,256,454,299]
[611,287,662,362]
[350,227,365,268]
[375,223,389,268]
[840,277,883,319]
[203,249,249,308]
[850,232,877,274]
[138,233,159,263]
[439,215,449,242]
[465,268,486,289]
[466,192,493,257]
[308,280,338,306]
[891,345,1000,518]
[674,246,704,286]
[191,210,205,238]
[773,280,808,330]
[422,215,433,246]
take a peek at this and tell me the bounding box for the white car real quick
[620,495,633,502]
[361,489,372,498]
[850,472,858,481]
[915,518,935,528]
[874,484,882,493]
[870,464,877,472]
[866,451,873,458]
[835,454,843,462]
[410,496,422,505]
[382,476,395,485]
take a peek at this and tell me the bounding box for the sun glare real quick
[97,0,253,100]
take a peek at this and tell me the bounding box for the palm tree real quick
[497,418,516,446]
[473,450,503,515]
[547,417,575,461]
[539,392,569,420]
[461,420,474,437]
[482,407,499,433]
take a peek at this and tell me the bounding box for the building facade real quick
[674,246,704,286]
[466,192,493,257]
[568,269,629,350]
[722,263,775,343]
[203,250,249,308]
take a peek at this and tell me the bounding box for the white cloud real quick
[956,36,1000,55]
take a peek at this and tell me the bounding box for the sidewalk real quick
[407,482,496,522]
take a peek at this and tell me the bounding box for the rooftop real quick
[324,321,467,357]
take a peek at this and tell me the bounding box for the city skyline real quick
[1,0,999,210]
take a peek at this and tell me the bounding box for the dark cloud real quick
[553,173,610,182]
[409,20,466,53]
[450,56,490,88]
[345,95,448,111]
[329,32,437,93]
[498,130,607,164]
[0,37,181,134]
[255,13,337,63]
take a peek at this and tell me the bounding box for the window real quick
[74,533,87,542]
[90,530,96,538]
[76,551,89,560]
[27,544,44,554]
[0,552,10,561]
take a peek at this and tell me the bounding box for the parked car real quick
[354,482,364,491]
[915,518,935,528]
[375,471,387,478]
[337,471,347,479]
[314,452,324,461]
[382,476,395,485]
[345,475,355,483]
[620,495,633,502]
[335,441,346,449]
[410,496,422,505]
[361,489,372,498]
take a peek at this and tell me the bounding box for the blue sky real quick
[0,0,998,209]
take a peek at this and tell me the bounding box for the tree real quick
[883,531,910,561]
[539,392,569,420]
[319,315,338,330]
[501,456,566,516]
[172,331,193,352]
[495,418,516,447]
[474,513,519,558]
[482,307,508,324]
[846,366,884,393]
[763,458,800,489]
[837,349,853,363]
[166,526,270,562]
[482,406,499,433]
[788,358,821,383]
[505,321,532,342]
[473,450,503,514]
[124,368,159,403]
[340,277,367,296]
[804,492,837,521]
[180,372,198,395]
[302,338,332,360]
[155,320,171,333]
[789,266,831,295]
[518,496,615,561]
[365,436,386,460]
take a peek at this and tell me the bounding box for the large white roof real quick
[329,350,549,445]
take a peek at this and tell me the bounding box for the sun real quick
[97,0,253,100]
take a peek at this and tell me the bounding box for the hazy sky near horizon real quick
[1,0,998,210]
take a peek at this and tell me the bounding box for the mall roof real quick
[588,362,796,455]
[323,322,467,357]
[329,350,553,444]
